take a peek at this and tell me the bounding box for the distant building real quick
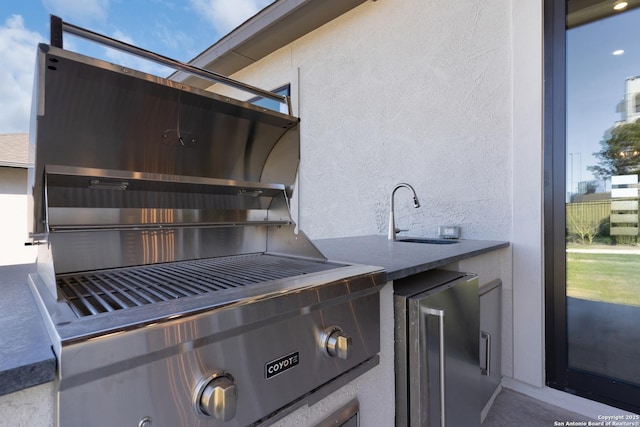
[0,133,36,266]
[616,75,640,124]
[571,178,611,202]
[603,75,640,142]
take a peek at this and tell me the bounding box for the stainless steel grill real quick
[58,254,341,317]
[28,17,385,427]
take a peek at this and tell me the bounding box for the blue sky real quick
[566,7,640,189]
[0,0,274,133]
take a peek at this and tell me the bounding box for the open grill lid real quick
[28,19,325,299]
[29,43,301,236]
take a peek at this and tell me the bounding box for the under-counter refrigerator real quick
[394,269,480,427]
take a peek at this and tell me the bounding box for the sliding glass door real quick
[546,0,640,413]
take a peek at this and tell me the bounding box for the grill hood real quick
[28,43,322,298]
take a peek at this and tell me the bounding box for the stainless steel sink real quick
[396,238,459,244]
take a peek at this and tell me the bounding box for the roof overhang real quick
[567,0,640,28]
[170,0,369,89]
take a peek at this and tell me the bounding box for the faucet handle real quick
[395,228,408,234]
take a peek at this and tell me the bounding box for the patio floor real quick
[482,389,593,427]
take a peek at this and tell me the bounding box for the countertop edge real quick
[314,235,510,283]
[0,263,57,397]
[0,355,56,397]
[386,241,509,281]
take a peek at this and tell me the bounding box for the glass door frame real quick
[544,0,640,413]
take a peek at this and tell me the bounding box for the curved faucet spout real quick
[388,183,420,240]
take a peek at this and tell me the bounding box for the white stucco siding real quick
[0,382,54,427]
[215,0,513,242]
[0,167,36,266]
[511,0,544,388]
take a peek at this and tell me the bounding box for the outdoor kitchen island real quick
[312,235,510,426]
[0,234,509,426]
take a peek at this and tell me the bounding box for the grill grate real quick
[56,254,340,318]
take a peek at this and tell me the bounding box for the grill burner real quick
[58,254,341,317]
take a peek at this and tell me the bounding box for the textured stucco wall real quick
[215,0,513,242]
[0,382,54,427]
[511,0,544,388]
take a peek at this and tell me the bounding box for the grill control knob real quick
[195,373,237,421]
[323,326,352,360]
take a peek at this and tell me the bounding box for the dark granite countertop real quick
[0,263,55,396]
[314,235,509,281]
[0,235,508,396]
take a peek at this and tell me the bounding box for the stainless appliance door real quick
[407,275,480,427]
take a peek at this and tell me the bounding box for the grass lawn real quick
[566,251,640,307]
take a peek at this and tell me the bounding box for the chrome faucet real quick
[388,183,421,240]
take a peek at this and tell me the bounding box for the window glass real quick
[565,5,640,387]
[249,85,290,114]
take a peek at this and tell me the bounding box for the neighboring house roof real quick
[171,0,367,89]
[0,133,30,168]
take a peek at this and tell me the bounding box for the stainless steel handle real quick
[49,15,291,112]
[424,307,446,427]
[481,331,491,376]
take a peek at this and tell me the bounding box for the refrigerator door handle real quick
[423,307,446,427]
[481,331,491,376]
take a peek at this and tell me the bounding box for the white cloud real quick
[190,0,273,34]
[102,29,174,77]
[110,28,135,45]
[42,0,109,25]
[0,15,45,133]
[155,24,193,59]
